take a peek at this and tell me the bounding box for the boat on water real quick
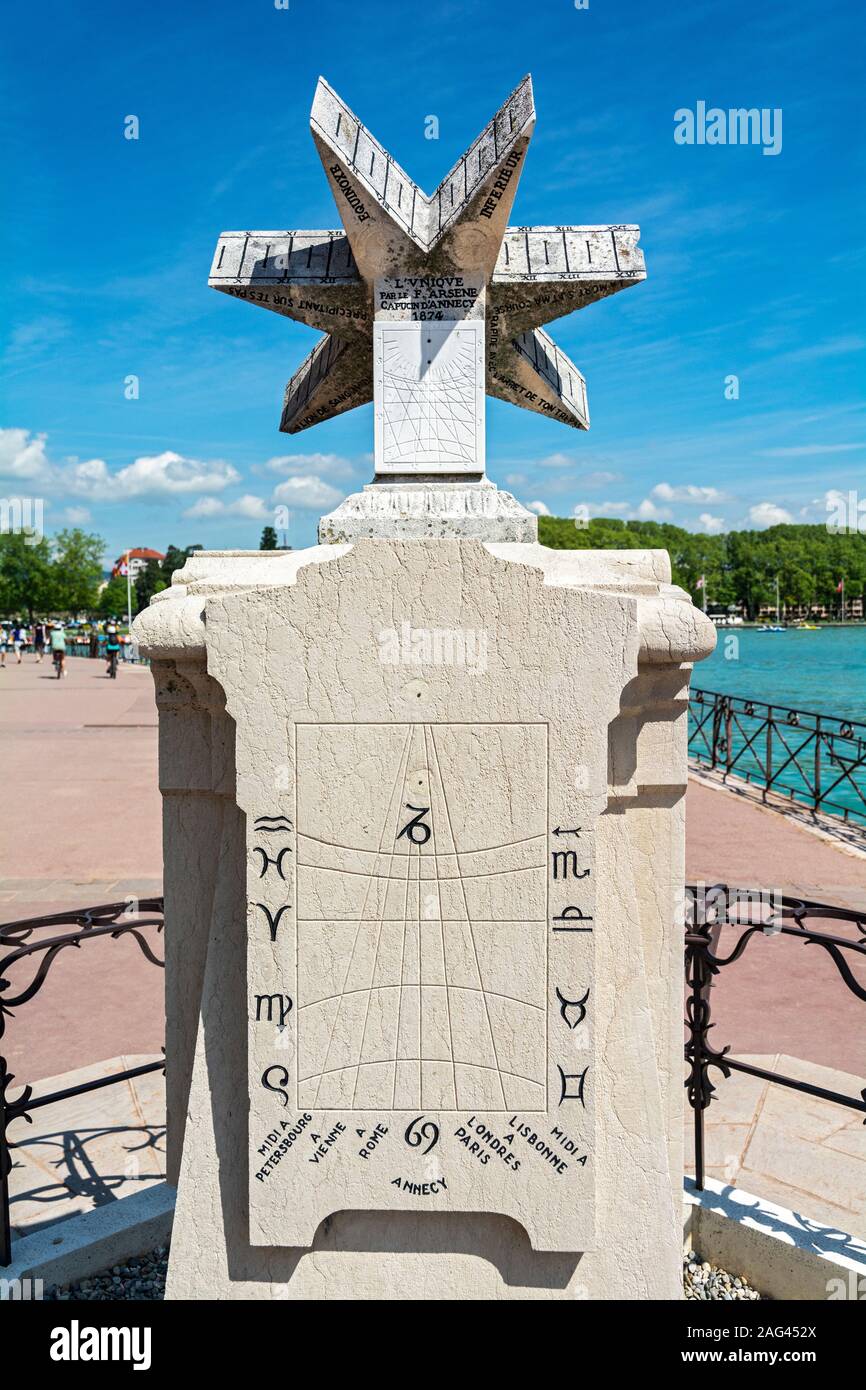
[757,624,786,632]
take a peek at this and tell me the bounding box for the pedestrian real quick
[0,624,8,668]
[12,621,25,663]
[33,620,46,662]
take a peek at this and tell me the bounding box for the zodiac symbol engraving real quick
[254,814,293,834]
[261,1064,290,1106]
[557,1064,589,1107]
[255,993,293,1028]
[404,1115,440,1153]
[552,905,593,932]
[397,804,432,846]
[256,902,291,942]
[556,986,589,1030]
[253,845,292,879]
[551,850,590,880]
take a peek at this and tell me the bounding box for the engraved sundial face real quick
[296,723,547,1112]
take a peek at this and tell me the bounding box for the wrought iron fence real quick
[0,899,164,1267]
[2,888,863,1261]
[684,884,866,1190]
[689,688,866,826]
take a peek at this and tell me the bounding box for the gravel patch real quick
[45,1246,169,1301]
[684,1249,762,1300]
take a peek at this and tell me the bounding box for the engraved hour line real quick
[428,726,508,1109]
[424,722,457,1108]
[296,829,545,856]
[300,984,543,1013]
[360,757,428,1108]
[319,726,413,1107]
[310,724,414,1108]
[390,801,414,1108]
[303,1058,543,1089]
[350,816,412,1110]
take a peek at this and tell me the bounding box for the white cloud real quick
[758,443,864,457]
[651,482,730,503]
[184,497,224,519]
[538,452,575,469]
[637,497,673,520]
[581,470,622,487]
[698,512,725,534]
[526,500,551,516]
[572,500,630,517]
[272,475,343,510]
[263,452,355,479]
[73,451,239,500]
[183,493,270,521]
[0,431,239,501]
[0,428,52,482]
[61,505,91,524]
[749,501,793,527]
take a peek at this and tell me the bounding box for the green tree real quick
[134,559,166,614]
[99,575,132,620]
[160,544,188,585]
[50,528,105,616]
[260,525,278,550]
[0,532,55,621]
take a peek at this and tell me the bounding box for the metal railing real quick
[689,688,866,826]
[2,887,863,1261]
[0,900,164,1266]
[684,884,866,1190]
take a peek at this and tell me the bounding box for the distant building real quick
[112,547,165,580]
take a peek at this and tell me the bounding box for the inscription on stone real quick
[245,716,596,1250]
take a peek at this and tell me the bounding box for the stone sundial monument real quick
[135,76,714,1301]
[208,74,645,542]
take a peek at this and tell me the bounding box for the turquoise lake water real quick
[689,625,866,823]
[694,625,866,723]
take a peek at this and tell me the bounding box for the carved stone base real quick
[317,479,538,544]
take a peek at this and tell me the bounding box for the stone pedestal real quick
[318,480,537,543]
[134,538,714,1300]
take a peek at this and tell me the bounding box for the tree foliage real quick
[0,527,104,619]
[537,517,866,618]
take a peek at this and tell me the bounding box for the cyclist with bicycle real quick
[105,622,121,678]
[50,621,67,678]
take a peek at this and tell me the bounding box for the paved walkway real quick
[6,1055,165,1242]
[697,1053,865,1238]
[0,657,164,1080]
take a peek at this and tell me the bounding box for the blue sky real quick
[2,0,865,560]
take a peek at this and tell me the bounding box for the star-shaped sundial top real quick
[209,75,645,479]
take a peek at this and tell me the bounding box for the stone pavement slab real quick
[6,1055,165,1241]
[693,1052,866,1240]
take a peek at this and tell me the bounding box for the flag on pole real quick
[836,579,844,592]
[695,575,705,589]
